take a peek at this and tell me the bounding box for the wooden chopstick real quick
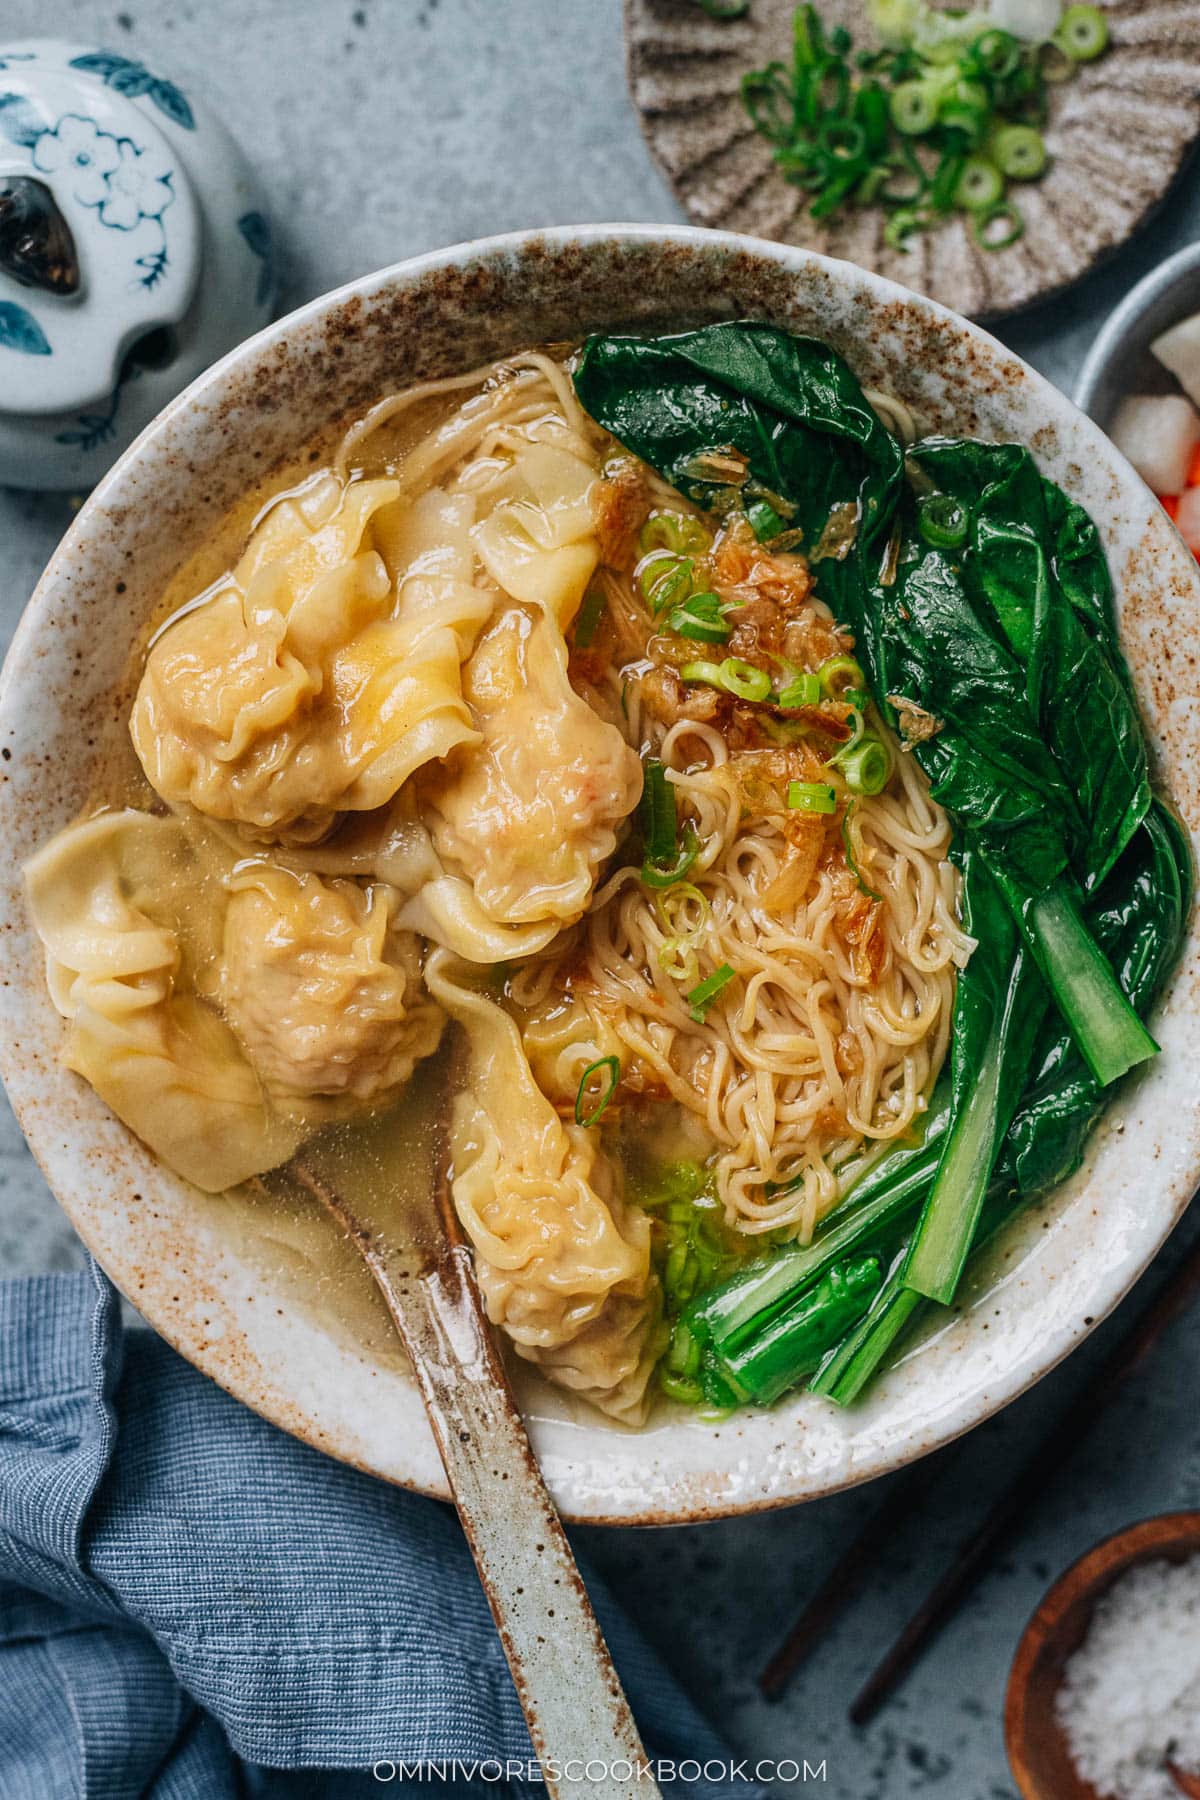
[758,1459,938,1701]
[846,1221,1200,1726]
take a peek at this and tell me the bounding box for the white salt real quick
[1057,1556,1200,1800]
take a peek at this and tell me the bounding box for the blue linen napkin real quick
[0,1264,771,1800]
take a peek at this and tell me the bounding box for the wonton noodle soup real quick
[24,343,968,1425]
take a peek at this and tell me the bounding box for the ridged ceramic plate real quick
[626,0,1200,319]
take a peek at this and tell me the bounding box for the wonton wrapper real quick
[24,811,300,1192]
[402,604,642,961]
[219,862,443,1117]
[472,438,599,630]
[428,950,661,1424]
[130,476,493,842]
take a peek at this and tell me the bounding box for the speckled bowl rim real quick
[1,224,1198,1526]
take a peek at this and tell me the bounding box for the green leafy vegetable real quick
[907,438,1151,889]
[847,486,1152,1084]
[999,802,1193,1197]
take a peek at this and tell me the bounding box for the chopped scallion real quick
[656,880,710,939]
[1055,3,1108,61]
[639,758,677,866]
[737,0,1100,255]
[787,780,838,814]
[827,706,867,766]
[574,1055,620,1127]
[890,78,937,134]
[573,584,606,649]
[817,653,867,701]
[642,822,702,890]
[679,657,725,691]
[953,155,1003,212]
[747,498,786,541]
[884,206,925,250]
[639,511,711,557]
[639,551,695,615]
[842,800,883,901]
[659,1370,705,1405]
[777,671,822,708]
[686,963,736,1023]
[973,200,1025,249]
[669,589,732,644]
[659,937,700,985]
[917,492,970,549]
[721,658,773,702]
[680,657,773,703]
[970,29,1020,82]
[840,735,892,796]
[989,123,1046,180]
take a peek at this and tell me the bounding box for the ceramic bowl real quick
[2,225,1199,1525]
[1075,239,1200,429]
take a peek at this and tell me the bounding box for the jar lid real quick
[0,53,201,416]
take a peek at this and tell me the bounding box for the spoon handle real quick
[373,1236,663,1800]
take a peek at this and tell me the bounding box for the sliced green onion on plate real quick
[1055,4,1108,61]
[990,123,1046,180]
[973,200,1025,249]
[953,155,1004,211]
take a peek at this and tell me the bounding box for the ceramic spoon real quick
[282,1155,661,1800]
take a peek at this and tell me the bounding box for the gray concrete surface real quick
[2,2,1200,1794]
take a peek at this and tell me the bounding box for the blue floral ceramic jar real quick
[0,38,275,488]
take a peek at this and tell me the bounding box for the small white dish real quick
[1,225,1197,1523]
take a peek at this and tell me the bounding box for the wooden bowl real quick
[1005,1512,1200,1800]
